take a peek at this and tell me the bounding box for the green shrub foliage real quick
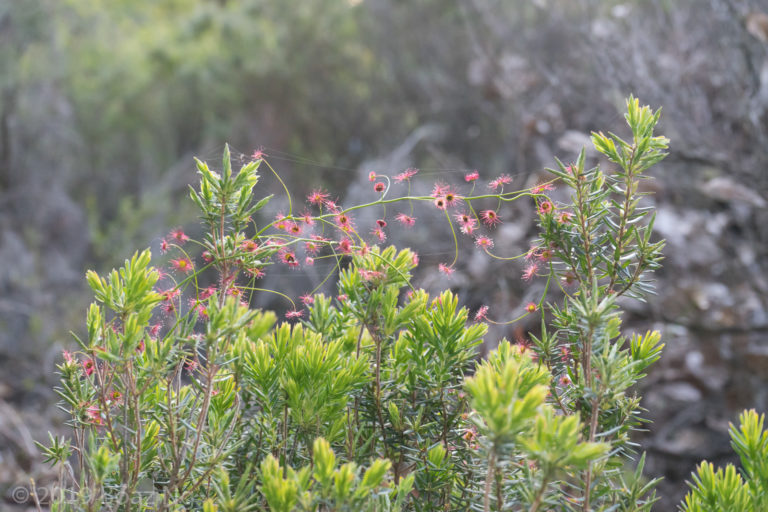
[41,97,682,511]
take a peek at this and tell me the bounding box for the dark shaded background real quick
[2,0,768,509]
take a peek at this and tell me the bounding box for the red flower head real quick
[372,226,387,242]
[531,182,555,194]
[431,183,450,197]
[307,189,330,207]
[480,209,501,227]
[395,213,416,227]
[199,285,217,300]
[86,405,103,425]
[285,309,304,320]
[475,236,494,250]
[394,168,419,183]
[168,228,189,245]
[170,258,194,274]
[537,200,554,215]
[443,188,462,208]
[335,213,355,232]
[488,174,513,190]
[287,221,302,235]
[438,263,454,276]
[241,239,258,252]
[83,359,95,377]
[251,147,267,160]
[522,262,539,281]
[455,212,477,235]
[338,238,353,254]
[374,182,386,193]
[278,249,299,268]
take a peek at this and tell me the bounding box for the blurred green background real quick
[2,0,768,508]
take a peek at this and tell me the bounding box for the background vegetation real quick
[1,0,768,508]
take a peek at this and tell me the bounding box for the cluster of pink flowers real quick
[151,156,556,325]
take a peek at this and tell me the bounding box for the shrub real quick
[40,97,671,511]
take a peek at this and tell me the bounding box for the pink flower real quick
[248,267,265,278]
[149,323,162,337]
[199,285,217,300]
[372,226,387,242]
[278,249,299,268]
[475,236,494,249]
[336,294,348,303]
[376,219,387,228]
[522,262,539,281]
[525,302,538,313]
[274,214,288,231]
[479,209,501,227]
[394,168,419,183]
[287,222,302,235]
[488,175,513,190]
[83,359,95,377]
[531,182,555,194]
[168,228,189,245]
[251,147,266,160]
[193,302,209,320]
[359,269,385,281]
[443,189,462,208]
[465,170,479,182]
[537,200,554,215]
[285,309,304,320]
[62,350,74,364]
[305,256,315,266]
[537,248,553,262]
[432,182,451,197]
[300,212,315,226]
[374,182,386,193]
[160,239,169,254]
[455,212,477,235]
[411,252,420,266]
[558,212,573,224]
[324,199,340,212]
[335,213,354,232]
[241,239,259,252]
[338,238,353,254]
[300,294,314,305]
[170,258,194,274]
[368,171,377,182]
[86,405,103,425]
[438,263,454,276]
[395,213,416,227]
[433,197,447,210]
[307,189,330,207]
[202,250,214,263]
[474,305,489,321]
